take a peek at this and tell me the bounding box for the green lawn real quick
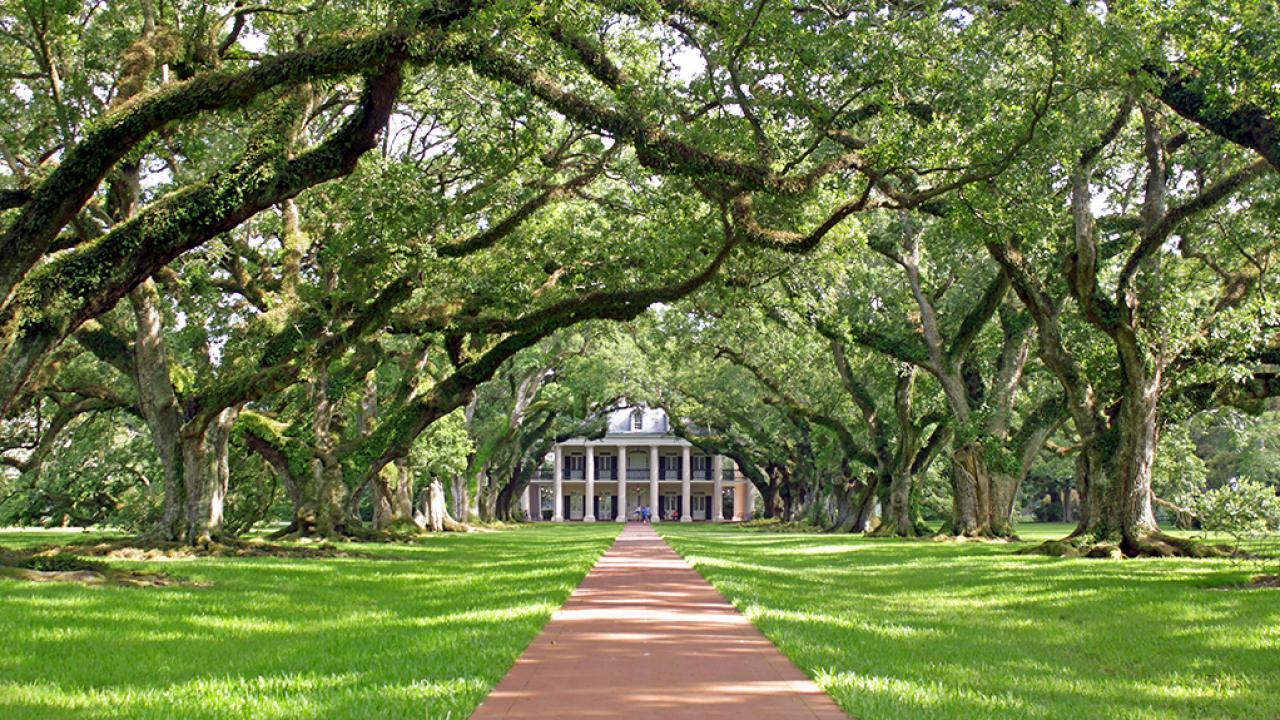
[658,523,1280,720]
[0,524,620,720]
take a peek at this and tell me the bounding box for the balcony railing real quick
[532,466,722,481]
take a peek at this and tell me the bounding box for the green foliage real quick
[2,0,1277,556]
[1153,423,1209,510]
[410,409,472,482]
[0,412,160,531]
[1194,479,1280,536]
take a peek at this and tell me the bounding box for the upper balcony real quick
[533,465,719,482]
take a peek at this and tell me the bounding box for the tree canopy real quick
[1,0,1277,554]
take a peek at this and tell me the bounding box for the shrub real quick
[1194,479,1280,536]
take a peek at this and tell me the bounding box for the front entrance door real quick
[630,487,645,519]
[661,493,679,521]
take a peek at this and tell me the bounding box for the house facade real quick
[521,406,755,522]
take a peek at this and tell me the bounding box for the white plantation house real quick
[521,406,755,522]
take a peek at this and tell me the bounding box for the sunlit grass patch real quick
[0,524,619,719]
[659,523,1280,720]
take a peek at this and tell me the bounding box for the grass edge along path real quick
[657,523,1280,720]
[0,523,621,720]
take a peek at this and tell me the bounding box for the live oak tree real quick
[828,212,1066,538]
[2,0,980,418]
[974,61,1277,555]
[4,1,1276,554]
[460,326,624,523]
[639,278,951,533]
[628,312,806,520]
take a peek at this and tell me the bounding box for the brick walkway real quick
[470,523,847,719]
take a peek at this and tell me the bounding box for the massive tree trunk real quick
[450,473,470,521]
[372,459,414,529]
[869,368,938,538]
[947,443,1021,537]
[830,473,879,533]
[879,470,918,537]
[474,468,501,522]
[494,467,533,522]
[291,364,351,538]
[760,465,787,519]
[420,478,449,531]
[309,459,349,538]
[1066,373,1207,555]
[799,483,818,522]
[180,406,239,544]
[416,477,468,532]
[129,280,186,541]
[989,103,1241,557]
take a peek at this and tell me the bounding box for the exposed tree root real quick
[930,532,1021,543]
[742,518,824,533]
[866,520,933,538]
[1021,531,1233,559]
[0,548,205,587]
[267,515,476,544]
[43,537,407,561]
[1020,538,1124,559]
[929,521,1020,542]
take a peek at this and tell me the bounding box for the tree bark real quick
[450,473,469,521]
[372,460,414,529]
[879,471,917,536]
[127,281,186,540]
[420,478,448,531]
[180,406,238,544]
[830,474,879,533]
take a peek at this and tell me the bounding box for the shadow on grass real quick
[0,524,620,720]
[659,524,1280,720]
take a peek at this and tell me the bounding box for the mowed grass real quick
[658,523,1280,720]
[0,524,620,720]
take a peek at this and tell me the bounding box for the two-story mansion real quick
[523,406,755,522]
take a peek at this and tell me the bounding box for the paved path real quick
[470,523,847,719]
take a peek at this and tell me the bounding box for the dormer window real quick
[631,409,644,431]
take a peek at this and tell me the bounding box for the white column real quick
[617,446,628,522]
[584,445,596,522]
[520,484,531,519]
[712,455,724,522]
[649,445,660,523]
[742,477,755,520]
[552,446,564,522]
[681,445,692,522]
